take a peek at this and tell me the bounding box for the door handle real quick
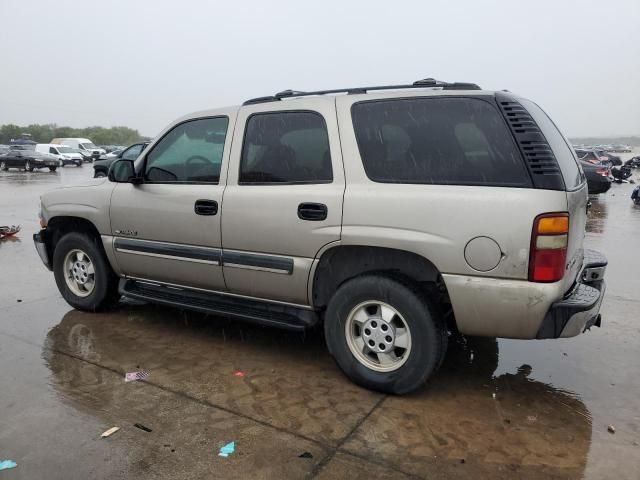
[298,202,327,221]
[194,199,218,216]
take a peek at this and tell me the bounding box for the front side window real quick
[144,117,228,183]
[49,147,57,154]
[352,97,531,187]
[240,111,333,184]
[122,144,144,161]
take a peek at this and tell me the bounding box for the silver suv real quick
[34,79,607,394]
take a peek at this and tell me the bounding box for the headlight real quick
[38,198,46,228]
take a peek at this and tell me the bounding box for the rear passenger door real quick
[221,99,344,305]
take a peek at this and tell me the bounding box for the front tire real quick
[24,160,33,172]
[49,166,58,172]
[94,170,107,178]
[53,232,119,311]
[324,275,447,394]
[0,161,7,171]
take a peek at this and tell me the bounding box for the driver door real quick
[109,112,235,291]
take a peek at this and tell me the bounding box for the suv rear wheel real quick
[53,232,119,311]
[324,275,447,394]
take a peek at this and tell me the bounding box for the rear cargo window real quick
[518,99,584,190]
[351,97,531,187]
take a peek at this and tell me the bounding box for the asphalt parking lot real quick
[1,160,639,479]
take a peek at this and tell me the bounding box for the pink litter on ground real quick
[233,371,246,378]
[125,371,149,382]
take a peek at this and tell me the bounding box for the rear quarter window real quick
[351,97,531,187]
[517,99,584,190]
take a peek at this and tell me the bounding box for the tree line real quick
[0,124,150,146]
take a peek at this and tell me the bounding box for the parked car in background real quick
[51,138,105,160]
[575,149,611,166]
[35,144,83,167]
[610,144,632,153]
[0,145,60,172]
[93,141,148,177]
[579,160,611,194]
[98,148,123,160]
[593,150,622,166]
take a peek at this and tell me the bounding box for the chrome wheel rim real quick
[63,249,95,297]
[0,161,5,170]
[24,161,31,171]
[345,301,412,372]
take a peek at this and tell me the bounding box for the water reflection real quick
[42,308,592,477]
[586,195,608,234]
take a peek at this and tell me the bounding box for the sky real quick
[1,0,638,138]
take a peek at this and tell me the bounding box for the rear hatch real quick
[513,97,588,293]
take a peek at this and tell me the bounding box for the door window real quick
[122,143,144,160]
[240,111,332,184]
[144,117,228,184]
[49,147,57,154]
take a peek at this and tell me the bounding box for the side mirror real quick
[108,159,140,183]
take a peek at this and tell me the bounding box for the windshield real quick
[80,142,96,149]
[57,146,74,153]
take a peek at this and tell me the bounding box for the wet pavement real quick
[1,159,639,479]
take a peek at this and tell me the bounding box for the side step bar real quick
[119,279,318,331]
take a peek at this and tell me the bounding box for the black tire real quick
[24,160,33,172]
[324,275,447,394]
[0,161,7,171]
[76,161,82,167]
[53,232,119,312]
[49,166,57,172]
[94,170,107,178]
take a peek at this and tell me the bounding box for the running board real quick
[119,279,318,331]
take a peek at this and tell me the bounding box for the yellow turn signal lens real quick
[537,216,569,234]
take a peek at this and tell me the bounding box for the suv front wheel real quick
[53,232,119,311]
[324,275,447,394]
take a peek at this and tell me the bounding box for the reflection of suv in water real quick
[33,79,607,394]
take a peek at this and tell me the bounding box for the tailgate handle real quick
[194,199,218,216]
[298,203,327,221]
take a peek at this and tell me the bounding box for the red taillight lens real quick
[596,168,608,176]
[529,213,569,283]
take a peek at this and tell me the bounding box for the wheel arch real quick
[46,216,103,259]
[311,245,453,322]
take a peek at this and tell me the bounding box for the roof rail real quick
[242,78,481,105]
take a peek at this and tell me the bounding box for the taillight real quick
[596,168,608,176]
[529,213,569,283]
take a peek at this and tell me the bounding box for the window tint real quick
[240,111,332,184]
[49,147,56,154]
[122,143,143,161]
[352,97,531,187]
[144,117,228,183]
[518,99,584,190]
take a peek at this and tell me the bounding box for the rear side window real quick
[518,99,584,190]
[351,97,531,187]
[240,111,333,184]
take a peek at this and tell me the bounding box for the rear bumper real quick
[536,249,607,339]
[33,230,53,271]
[443,249,608,340]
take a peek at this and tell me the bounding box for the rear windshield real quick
[518,99,584,190]
[351,97,531,187]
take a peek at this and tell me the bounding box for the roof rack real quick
[242,78,481,105]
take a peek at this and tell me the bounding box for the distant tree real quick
[0,124,148,146]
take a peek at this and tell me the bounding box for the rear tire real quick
[324,275,447,394]
[24,160,33,172]
[49,166,57,172]
[94,171,107,178]
[53,232,119,311]
[0,161,7,171]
